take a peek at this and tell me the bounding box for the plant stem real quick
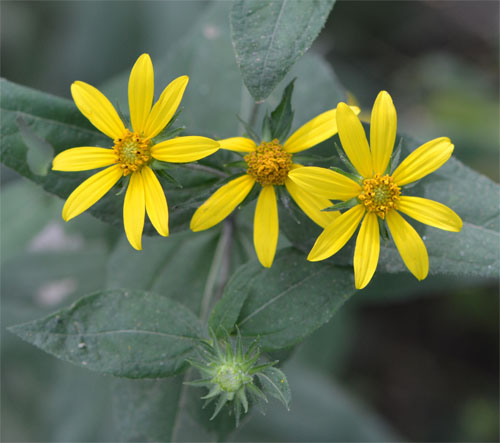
[239,85,260,136]
[200,219,234,323]
[247,101,260,131]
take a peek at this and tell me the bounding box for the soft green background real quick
[1,1,498,442]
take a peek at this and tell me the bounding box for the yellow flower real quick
[190,107,360,268]
[289,91,462,289]
[52,54,219,250]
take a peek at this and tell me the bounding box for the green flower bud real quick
[186,328,290,426]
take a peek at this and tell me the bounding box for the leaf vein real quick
[42,329,199,341]
[237,265,329,326]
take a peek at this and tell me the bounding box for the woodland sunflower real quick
[52,54,219,250]
[289,91,462,289]
[190,106,360,267]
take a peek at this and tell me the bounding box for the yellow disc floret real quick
[358,174,401,219]
[113,130,152,176]
[244,139,292,186]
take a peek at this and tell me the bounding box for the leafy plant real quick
[2,1,498,441]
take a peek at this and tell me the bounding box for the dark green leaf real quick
[210,247,355,351]
[256,367,291,409]
[208,262,261,339]
[230,0,335,102]
[16,115,54,176]
[236,114,260,142]
[9,289,204,378]
[113,377,184,442]
[269,79,295,141]
[322,197,359,212]
[261,111,272,141]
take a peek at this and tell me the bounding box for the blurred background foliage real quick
[1,1,498,441]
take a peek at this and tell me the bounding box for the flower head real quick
[289,91,462,289]
[52,53,219,250]
[190,107,360,268]
[187,330,289,426]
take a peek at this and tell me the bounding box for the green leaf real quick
[16,115,54,176]
[208,261,261,338]
[322,196,359,212]
[9,289,203,378]
[230,0,335,102]
[210,247,355,351]
[256,367,291,410]
[261,110,272,141]
[0,78,108,181]
[113,376,184,442]
[268,78,295,141]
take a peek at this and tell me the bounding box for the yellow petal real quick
[123,171,145,251]
[285,177,340,228]
[62,164,122,221]
[287,165,361,200]
[143,75,189,139]
[52,147,116,171]
[283,106,361,153]
[308,204,365,262]
[129,53,154,134]
[190,175,255,231]
[386,210,429,280]
[142,166,169,237]
[392,137,454,186]
[336,102,373,178]
[71,81,126,140]
[254,186,279,268]
[151,136,219,163]
[371,91,397,175]
[398,196,462,232]
[354,212,380,289]
[219,137,257,153]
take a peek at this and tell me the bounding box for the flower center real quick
[113,130,152,176]
[358,174,401,219]
[244,139,292,186]
[213,364,251,393]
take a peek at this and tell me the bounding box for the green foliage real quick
[9,289,204,378]
[112,376,184,441]
[1,78,107,181]
[256,366,291,409]
[210,247,356,351]
[2,0,498,440]
[261,79,295,142]
[231,0,335,102]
